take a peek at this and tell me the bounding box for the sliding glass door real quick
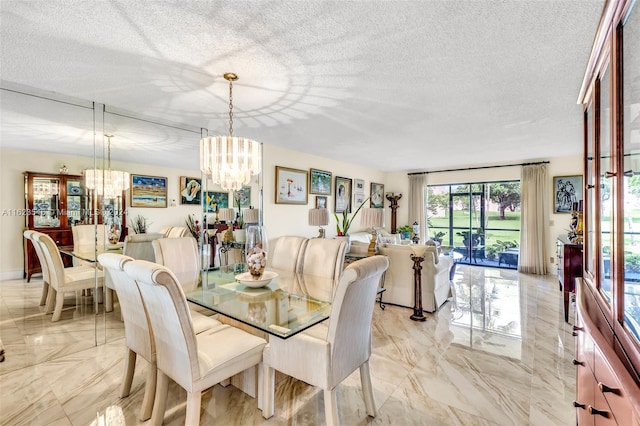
[427,181,521,269]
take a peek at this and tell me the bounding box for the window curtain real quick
[409,174,427,241]
[519,164,549,274]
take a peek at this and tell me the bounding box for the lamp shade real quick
[361,208,384,228]
[243,208,260,224]
[410,244,428,257]
[218,208,236,222]
[309,208,330,226]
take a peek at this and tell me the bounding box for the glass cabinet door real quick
[32,177,61,227]
[622,2,640,343]
[599,67,613,304]
[586,104,596,276]
[66,178,86,226]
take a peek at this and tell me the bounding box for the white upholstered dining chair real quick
[122,259,267,425]
[123,233,164,262]
[23,230,50,307]
[152,236,200,292]
[33,231,104,322]
[262,255,389,425]
[267,236,308,272]
[71,224,107,267]
[97,253,224,421]
[295,238,348,301]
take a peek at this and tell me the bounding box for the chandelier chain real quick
[228,79,234,137]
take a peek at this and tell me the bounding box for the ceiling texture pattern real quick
[0,0,604,172]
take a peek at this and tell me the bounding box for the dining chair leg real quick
[262,363,275,419]
[185,390,202,425]
[40,283,49,306]
[45,287,56,313]
[324,388,339,426]
[105,288,114,312]
[51,292,64,322]
[120,348,136,397]
[151,370,169,426]
[140,360,157,421]
[360,360,377,417]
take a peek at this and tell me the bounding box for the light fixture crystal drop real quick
[199,73,261,191]
[84,135,130,198]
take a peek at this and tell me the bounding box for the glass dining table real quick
[187,264,335,339]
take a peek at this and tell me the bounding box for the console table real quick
[556,236,583,323]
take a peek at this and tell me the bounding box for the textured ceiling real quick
[0,0,604,172]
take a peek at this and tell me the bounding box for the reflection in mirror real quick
[0,85,100,373]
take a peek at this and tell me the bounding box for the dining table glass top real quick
[186,264,336,339]
[59,243,123,262]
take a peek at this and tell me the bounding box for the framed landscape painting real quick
[309,168,332,195]
[553,175,583,213]
[335,176,352,213]
[275,166,308,204]
[131,174,167,208]
[179,176,201,205]
[370,182,384,208]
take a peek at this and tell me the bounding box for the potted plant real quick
[233,191,246,241]
[185,214,201,243]
[129,214,149,234]
[456,229,484,247]
[334,197,369,251]
[431,231,446,245]
[396,225,414,239]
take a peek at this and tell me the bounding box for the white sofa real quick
[351,241,453,312]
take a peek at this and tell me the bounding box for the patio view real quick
[427,181,521,270]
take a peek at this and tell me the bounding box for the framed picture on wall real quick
[370,182,384,208]
[275,166,309,204]
[203,191,229,213]
[179,176,202,205]
[553,175,583,213]
[335,176,352,213]
[316,196,328,209]
[235,186,251,207]
[131,174,167,208]
[309,168,332,195]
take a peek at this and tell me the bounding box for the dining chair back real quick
[24,230,50,306]
[123,233,164,262]
[123,259,266,425]
[263,255,389,425]
[166,226,190,238]
[72,224,107,267]
[296,238,348,300]
[267,236,308,272]
[33,231,103,322]
[152,236,200,292]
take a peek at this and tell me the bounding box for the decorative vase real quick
[107,223,121,244]
[234,228,246,242]
[245,226,268,277]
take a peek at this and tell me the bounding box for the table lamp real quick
[243,208,260,226]
[409,244,428,322]
[308,208,329,238]
[218,208,235,224]
[361,208,384,256]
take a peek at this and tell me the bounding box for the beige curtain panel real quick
[519,164,549,275]
[408,174,427,241]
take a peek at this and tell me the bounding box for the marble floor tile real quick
[0,265,576,425]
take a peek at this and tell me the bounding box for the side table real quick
[220,241,246,265]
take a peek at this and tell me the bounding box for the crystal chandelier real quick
[84,134,130,199]
[200,73,262,191]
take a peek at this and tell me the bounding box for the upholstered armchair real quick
[262,256,389,424]
[378,244,453,312]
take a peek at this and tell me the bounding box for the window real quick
[427,181,521,269]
